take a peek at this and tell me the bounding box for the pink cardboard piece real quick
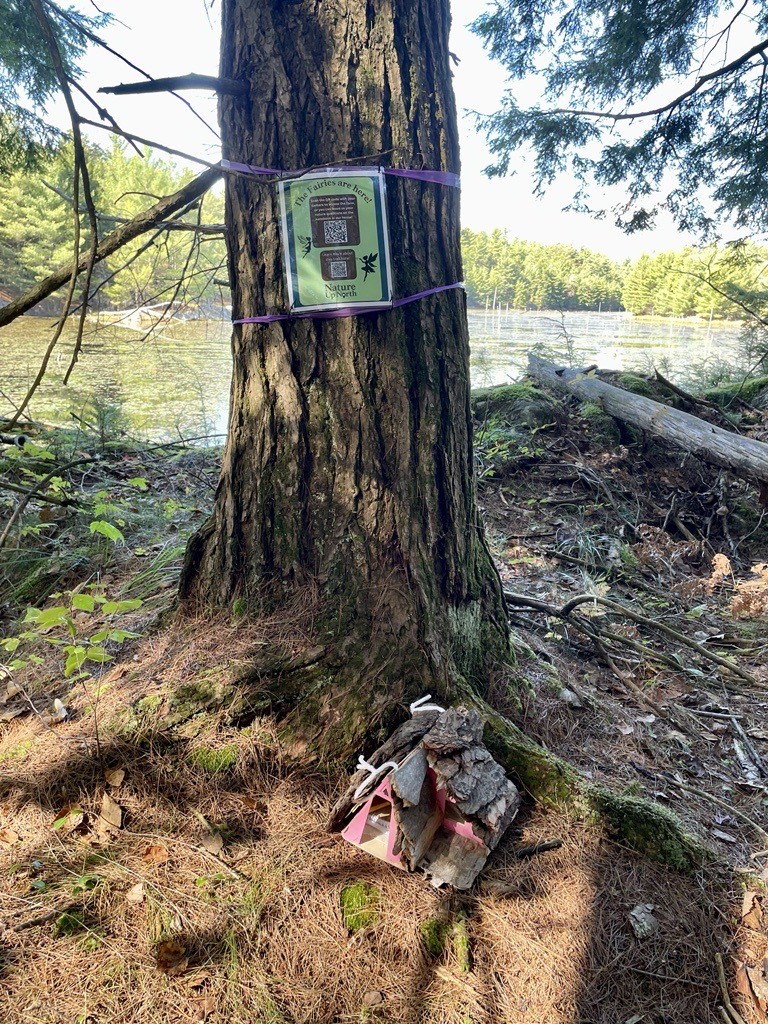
[341,775,403,868]
[342,768,486,870]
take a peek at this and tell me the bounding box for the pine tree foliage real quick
[0,0,106,171]
[0,140,226,308]
[473,0,768,234]
[462,229,626,310]
[461,229,768,317]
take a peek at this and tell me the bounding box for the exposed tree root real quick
[461,691,709,873]
[237,654,710,873]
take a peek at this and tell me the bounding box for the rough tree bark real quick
[179,1,510,735]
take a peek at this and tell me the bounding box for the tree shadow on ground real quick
[0,678,760,1024]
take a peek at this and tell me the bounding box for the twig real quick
[670,778,768,843]
[558,594,759,686]
[13,907,67,932]
[0,456,97,549]
[514,838,563,858]
[0,168,221,330]
[0,477,76,507]
[100,74,246,97]
[715,953,748,1024]
[30,0,100,390]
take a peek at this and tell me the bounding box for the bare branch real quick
[100,74,246,97]
[79,117,222,170]
[41,180,224,233]
[25,0,101,424]
[47,0,220,139]
[0,167,221,328]
[0,457,97,550]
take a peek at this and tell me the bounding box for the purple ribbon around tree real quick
[220,159,461,189]
[232,282,465,324]
[221,159,462,323]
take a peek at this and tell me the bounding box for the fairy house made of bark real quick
[329,706,521,889]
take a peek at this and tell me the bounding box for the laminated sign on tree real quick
[278,168,393,312]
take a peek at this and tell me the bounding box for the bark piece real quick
[392,749,443,869]
[422,831,490,890]
[422,708,522,850]
[327,713,439,830]
[529,354,768,485]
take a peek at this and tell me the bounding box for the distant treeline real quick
[2,147,767,323]
[462,229,768,319]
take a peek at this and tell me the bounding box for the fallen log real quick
[528,354,768,486]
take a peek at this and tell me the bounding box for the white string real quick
[409,694,446,715]
[352,756,399,802]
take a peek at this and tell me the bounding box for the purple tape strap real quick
[232,282,464,325]
[220,159,459,188]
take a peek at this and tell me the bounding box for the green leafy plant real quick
[1,589,142,680]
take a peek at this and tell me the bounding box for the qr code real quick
[323,219,348,244]
[329,261,348,279]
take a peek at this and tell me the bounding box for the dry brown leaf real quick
[731,562,768,619]
[192,994,216,1020]
[143,844,169,865]
[0,706,27,723]
[41,698,68,726]
[742,891,764,930]
[1,682,21,703]
[0,827,19,844]
[99,792,123,830]
[711,828,738,844]
[105,768,125,788]
[125,882,145,903]
[201,833,224,856]
[707,553,732,592]
[737,963,768,1015]
[156,939,189,975]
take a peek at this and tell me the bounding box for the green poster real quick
[278,169,393,312]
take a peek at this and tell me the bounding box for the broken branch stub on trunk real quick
[528,353,768,486]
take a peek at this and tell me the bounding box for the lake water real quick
[0,311,744,440]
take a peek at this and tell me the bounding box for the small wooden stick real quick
[715,953,747,1024]
[514,838,563,859]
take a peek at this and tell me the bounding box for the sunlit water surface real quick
[0,311,743,440]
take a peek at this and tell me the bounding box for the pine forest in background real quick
[1,141,766,322]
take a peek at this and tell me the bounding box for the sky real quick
[60,0,699,260]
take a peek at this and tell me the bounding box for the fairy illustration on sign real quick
[361,252,378,280]
[298,235,312,258]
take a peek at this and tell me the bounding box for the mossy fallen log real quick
[528,353,768,486]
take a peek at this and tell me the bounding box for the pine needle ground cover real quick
[2,374,768,1023]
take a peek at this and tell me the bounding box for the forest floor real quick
[1,371,768,1024]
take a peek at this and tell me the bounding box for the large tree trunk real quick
[179,0,510,737]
